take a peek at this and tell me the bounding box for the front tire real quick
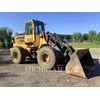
[11,46,26,64]
[37,46,58,69]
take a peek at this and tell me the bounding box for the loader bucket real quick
[66,49,95,78]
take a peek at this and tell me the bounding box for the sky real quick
[0,12,100,35]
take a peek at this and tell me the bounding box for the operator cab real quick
[34,20,45,34]
[24,20,45,43]
[25,20,45,35]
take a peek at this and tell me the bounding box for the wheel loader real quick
[10,19,95,78]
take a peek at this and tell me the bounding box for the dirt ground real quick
[0,49,100,87]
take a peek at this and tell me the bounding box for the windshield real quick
[25,23,32,35]
[34,21,45,34]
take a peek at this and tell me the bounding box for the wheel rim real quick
[13,51,18,60]
[42,53,50,64]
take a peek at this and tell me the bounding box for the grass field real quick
[70,42,100,48]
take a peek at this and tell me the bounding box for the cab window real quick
[25,23,32,35]
[34,22,44,35]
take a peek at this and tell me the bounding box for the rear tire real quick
[37,46,58,69]
[11,46,26,64]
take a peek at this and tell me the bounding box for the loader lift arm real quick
[44,32,75,57]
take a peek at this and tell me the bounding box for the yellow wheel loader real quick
[10,19,95,78]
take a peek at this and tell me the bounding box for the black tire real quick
[37,46,58,69]
[11,46,26,64]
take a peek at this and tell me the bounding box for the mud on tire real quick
[37,46,58,69]
[11,46,26,64]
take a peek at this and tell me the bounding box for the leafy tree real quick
[82,33,89,41]
[72,32,82,42]
[96,32,100,45]
[88,30,97,43]
[0,27,13,48]
[66,34,72,40]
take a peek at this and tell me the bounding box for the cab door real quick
[25,23,34,43]
[34,21,45,46]
[34,25,40,45]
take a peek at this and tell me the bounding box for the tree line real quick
[58,30,100,45]
[0,26,100,49]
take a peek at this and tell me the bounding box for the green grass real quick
[69,42,100,48]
